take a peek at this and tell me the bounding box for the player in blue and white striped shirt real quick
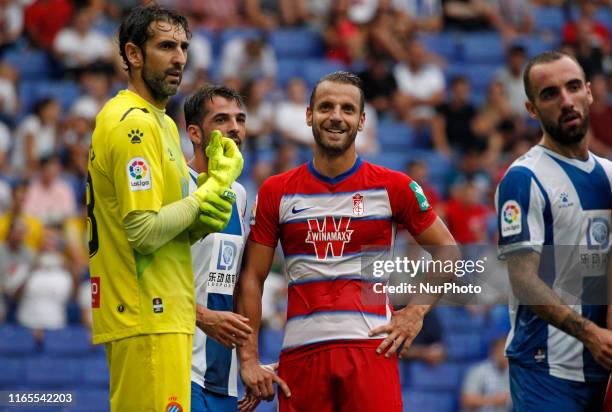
[496,51,612,411]
[183,85,256,412]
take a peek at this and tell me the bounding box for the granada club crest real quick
[352,193,364,216]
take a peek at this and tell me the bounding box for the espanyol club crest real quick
[352,193,364,216]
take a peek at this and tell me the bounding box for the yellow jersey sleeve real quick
[107,115,164,219]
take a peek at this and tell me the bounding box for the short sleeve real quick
[496,166,546,258]
[248,178,281,248]
[107,116,163,219]
[461,364,485,395]
[388,172,437,236]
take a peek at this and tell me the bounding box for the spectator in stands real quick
[77,274,92,329]
[323,0,367,65]
[571,18,606,80]
[0,218,36,324]
[0,119,10,177]
[53,6,114,73]
[0,62,19,119]
[394,38,445,127]
[495,45,529,119]
[460,334,511,412]
[161,0,243,30]
[62,103,94,180]
[562,0,609,52]
[12,97,61,176]
[471,80,513,160]
[219,34,277,90]
[0,0,24,54]
[359,55,398,115]
[71,63,113,117]
[441,0,498,31]
[368,0,412,63]
[490,0,533,40]
[261,271,287,330]
[23,155,77,225]
[588,73,612,157]
[242,79,275,187]
[445,177,491,244]
[6,224,74,335]
[406,159,442,210]
[245,0,308,30]
[24,0,73,50]
[180,21,212,93]
[355,103,379,155]
[401,309,447,366]
[391,0,443,33]
[274,77,313,164]
[431,75,481,155]
[0,180,43,251]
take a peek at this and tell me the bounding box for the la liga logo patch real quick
[127,157,152,191]
[501,200,521,237]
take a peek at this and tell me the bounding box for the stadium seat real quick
[80,356,110,388]
[0,325,37,356]
[69,389,109,412]
[403,149,453,190]
[436,306,487,334]
[460,32,504,64]
[362,151,409,172]
[302,59,347,89]
[0,358,25,388]
[217,28,262,54]
[377,120,416,151]
[533,6,566,34]
[444,333,486,361]
[3,50,54,81]
[408,362,466,392]
[270,29,324,59]
[44,326,94,357]
[19,80,81,115]
[276,58,304,87]
[419,33,458,61]
[25,357,80,389]
[402,390,456,412]
[445,63,497,96]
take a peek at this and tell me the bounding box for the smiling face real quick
[139,20,189,102]
[306,80,365,157]
[525,56,593,145]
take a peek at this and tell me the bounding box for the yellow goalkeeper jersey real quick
[87,89,194,344]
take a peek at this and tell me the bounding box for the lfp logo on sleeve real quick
[127,157,152,191]
[501,200,522,237]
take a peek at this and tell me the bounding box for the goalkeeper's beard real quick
[142,64,181,102]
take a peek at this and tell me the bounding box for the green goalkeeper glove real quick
[191,171,236,235]
[206,129,244,188]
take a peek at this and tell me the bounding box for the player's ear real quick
[358,109,365,131]
[125,42,143,70]
[186,124,203,146]
[525,100,538,120]
[306,106,313,127]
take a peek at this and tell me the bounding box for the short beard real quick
[540,110,590,146]
[312,122,357,157]
[142,63,180,103]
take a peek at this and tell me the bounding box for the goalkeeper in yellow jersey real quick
[86,5,243,412]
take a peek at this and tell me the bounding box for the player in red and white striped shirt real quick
[235,71,457,412]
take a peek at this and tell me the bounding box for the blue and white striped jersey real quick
[495,144,612,383]
[188,166,247,397]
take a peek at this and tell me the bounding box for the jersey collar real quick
[538,145,595,173]
[307,157,362,185]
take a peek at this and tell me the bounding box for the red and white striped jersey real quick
[249,158,437,354]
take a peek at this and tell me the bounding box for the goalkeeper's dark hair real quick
[523,50,584,102]
[309,71,365,113]
[183,85,245,128]
[118,4,190,74]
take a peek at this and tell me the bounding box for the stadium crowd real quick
[0,0,610,411]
